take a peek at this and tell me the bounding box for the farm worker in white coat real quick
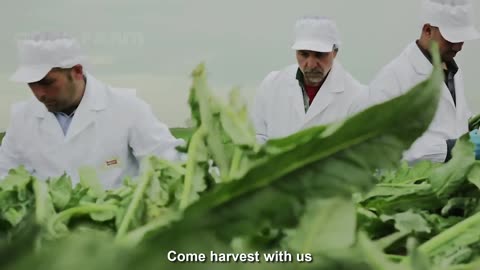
[253,16,369,143]
[0,32,184,189]
[369,0,480,163]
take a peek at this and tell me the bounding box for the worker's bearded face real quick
[296,50,337,86]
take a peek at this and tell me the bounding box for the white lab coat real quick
[0,73,184,189]
[369,42,472,163]
[253,60,369,142]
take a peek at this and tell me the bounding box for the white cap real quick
[421,0,480,42]
[11,32,87,83]
[291,16,341,53]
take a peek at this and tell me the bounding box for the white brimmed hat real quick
[421,0,480,42]
[291,16,341,52]
[11,32,87,83]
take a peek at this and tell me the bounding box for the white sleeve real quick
[252,71,278,144]
[403,133,448,164]
[0,104,25,179]
[348,85,370,115]
[368,68,403,106]
[128,98,185,162]
[457,71,474,120]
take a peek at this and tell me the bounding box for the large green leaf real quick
[360,136,475,215]
[429,135,475,199]
[284,198,356,254]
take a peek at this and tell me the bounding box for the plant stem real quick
[49,203,118,235]
[32,178,49,224]
[227,148,242,182]
[180,126,206,210]
[118,211,181,247]
[419,212,480,255]
[116,158,155,239]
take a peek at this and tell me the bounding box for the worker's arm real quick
[128,98,186,163]
[0,104,25,179]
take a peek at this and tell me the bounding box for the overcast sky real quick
[1,0,480,130]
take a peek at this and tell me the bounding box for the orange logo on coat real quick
[106,159,118,166]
